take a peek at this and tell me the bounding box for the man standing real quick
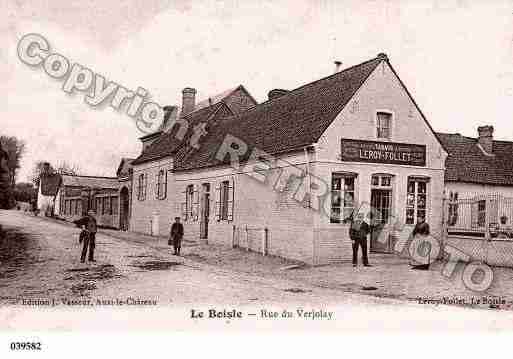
[74,210,98,263]
[170,217,184,256]
[349,212,372,267]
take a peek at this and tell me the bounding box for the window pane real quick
[330,207,341,223]
[417,194,427,209]
[406,209,415,224]
[372,176,379,186]
[343,207,354,221]
[418,182,427,194]
[344,177,354,191]
[344,191,354,207]
[332,177,341,190]
[407,181,415,193]
[417,210,426,222]
[381,176,391,187]
[331,192,341,207]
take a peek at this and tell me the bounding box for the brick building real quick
[129,53,449,264]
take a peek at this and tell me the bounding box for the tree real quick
[14,182,37,203]
[56,161,82,176]
[0,135,26,186]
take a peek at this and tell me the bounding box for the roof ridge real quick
[250,55,384,109]
[62,174,117,180]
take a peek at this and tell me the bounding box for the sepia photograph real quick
[1,0,513,355]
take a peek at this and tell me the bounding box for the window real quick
[216,180,234,221]
[137,173,147,200]
[186,185,194,220]
[111,196,118,215]
[406,179,427,225]
[477,200,486,227]
[102,197,110,215]
[220,181,230,220]
[448,191,459,226]
[376,112,392,139]
[75,200,81,216]
[156,169,167,200]
[330,175,355,223]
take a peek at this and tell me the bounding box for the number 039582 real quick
[10,342,42,351]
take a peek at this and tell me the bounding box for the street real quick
[3,209,513,331]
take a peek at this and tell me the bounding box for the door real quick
[200,183,210,239]
[370,189,392,252]
[120,186,130,231]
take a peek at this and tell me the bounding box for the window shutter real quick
[144,175,148,200]
[181,189,187,221]
[227,178,234,222]
[215,183,221,221]
[155,173,159,199]
[164,171,168,199]
[193,185,199,221]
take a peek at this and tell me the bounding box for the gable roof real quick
[174,55,385,171]
[61,175,119,189]
[40,174,62,196]
[437,133,513,186]
[132,101,231,165]
[116,158,134,178]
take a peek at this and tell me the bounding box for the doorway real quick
[369,175,393,253]
[120,186,130,231]
[200,183,210,239]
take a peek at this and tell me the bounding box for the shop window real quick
[406,179,428,225]
[330,175,355,223]
[376,112,392,139]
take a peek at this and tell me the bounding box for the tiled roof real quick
[40,174,62,196]
[61,175,119,189]
[174,56,384,171]
[437,133,513,186]
[132,102,230,165]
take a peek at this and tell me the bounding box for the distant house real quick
[37,163,61,216]
[438,127,513,234]
[55,174,120,228]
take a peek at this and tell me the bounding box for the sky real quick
[2,0,513,182]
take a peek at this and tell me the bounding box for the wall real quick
[445,182,513,199]
[174,152,316,263]
[37,186,54,216]
[312,60,447,264]
[130,157,175,236]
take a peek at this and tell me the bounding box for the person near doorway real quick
[412,217,430,237]
[170,217,184,256]
[349,212,372,267]
[74,210,98,263]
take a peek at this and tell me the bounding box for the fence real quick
[232,225,269,255]
[445,193,513,240]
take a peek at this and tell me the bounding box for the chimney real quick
[477,125,494,154]
[181,87,196,116]
[334,60,342,73]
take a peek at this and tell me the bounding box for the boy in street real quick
[170,217,184,256]
[74,210,98,263]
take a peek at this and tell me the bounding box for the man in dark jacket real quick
[170,217,184,256]
[349,212,372,267]
[74,210,98,263]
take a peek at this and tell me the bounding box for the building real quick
[130,85,258,236]
[55,174,120,228]
[37,163,62,216]
[437,127,513,237]
[129,53,448,265]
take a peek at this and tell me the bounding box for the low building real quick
[55,175,120,228]
[438,127,513,237]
